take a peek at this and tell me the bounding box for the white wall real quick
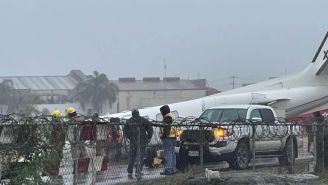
[101,89,206,114]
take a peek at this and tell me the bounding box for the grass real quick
[315,170,328,185]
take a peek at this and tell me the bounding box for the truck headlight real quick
[213,128,229,139]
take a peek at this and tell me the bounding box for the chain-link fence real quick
[0,114,325,184]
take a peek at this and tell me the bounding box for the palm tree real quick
[73,71,119,114]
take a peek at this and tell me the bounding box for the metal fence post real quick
[252,124,256,171]
[323,125,325,170]
[136,123,141,181]
[199,125,204,168]
[313,123,317,171]
[290,124,294,163]
[73,124,78,185]
[317,123,324,171]
[289,124,294,174]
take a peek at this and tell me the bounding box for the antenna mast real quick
[164,58,167,77]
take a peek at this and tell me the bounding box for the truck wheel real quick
[229,141,250,170]
[279,138,296,165]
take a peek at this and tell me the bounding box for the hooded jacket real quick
[160,105,175,139]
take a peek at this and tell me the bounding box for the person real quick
[109,117,121,161]
[65,106,88,184]
[66,107,77,119]
[47,109,66,176]
[124,109,153,180]
[159,105,177,175]
[52,109,62,120]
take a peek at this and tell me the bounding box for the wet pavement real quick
[55,149,314,185]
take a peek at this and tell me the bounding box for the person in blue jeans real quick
[124,109,153,179]
[159,105,177,175]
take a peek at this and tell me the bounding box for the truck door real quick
[260,108,282,151]
[250,109,281,152]
[250,109,266,151]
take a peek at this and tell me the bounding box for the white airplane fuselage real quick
[105,32,328,120]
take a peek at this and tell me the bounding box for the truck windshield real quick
[199,108,247,123]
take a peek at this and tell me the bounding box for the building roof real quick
[0,71,207,92]
[0,70,86,90]
[112,77,207,91]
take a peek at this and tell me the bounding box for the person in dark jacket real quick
[125,109,153,179]
[159,105,177,175]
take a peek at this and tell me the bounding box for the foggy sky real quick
[0,0,327,90]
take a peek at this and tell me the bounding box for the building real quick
[107,77,207,113]
[0,70,86,104]
[0,70,212,115]
[0,70,87,114]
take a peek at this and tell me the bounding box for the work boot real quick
[136,174,142,181]
[128,173,133,179]
[160,170,174,175]
[135,172,144,177]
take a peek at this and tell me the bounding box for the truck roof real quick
[208,104,273,110]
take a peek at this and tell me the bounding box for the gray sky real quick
[0,0,327,90]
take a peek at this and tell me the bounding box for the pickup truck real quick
[178,104,303,169]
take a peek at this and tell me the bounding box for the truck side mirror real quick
[251,117,262,123]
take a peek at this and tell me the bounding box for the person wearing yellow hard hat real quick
[66,107,77,118]
[47,109,66,176]
[65,106,88,180]
[52,109,62,120]
[66,106,86,123]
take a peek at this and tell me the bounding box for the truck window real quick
[250,109,261,120]
[220,109,243,122]
[199,108,247,122]
[260,109,275,123]
[199,109,222,122]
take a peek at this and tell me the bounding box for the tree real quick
[73,71,119,114]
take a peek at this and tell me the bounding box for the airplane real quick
[104,32,328,121]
